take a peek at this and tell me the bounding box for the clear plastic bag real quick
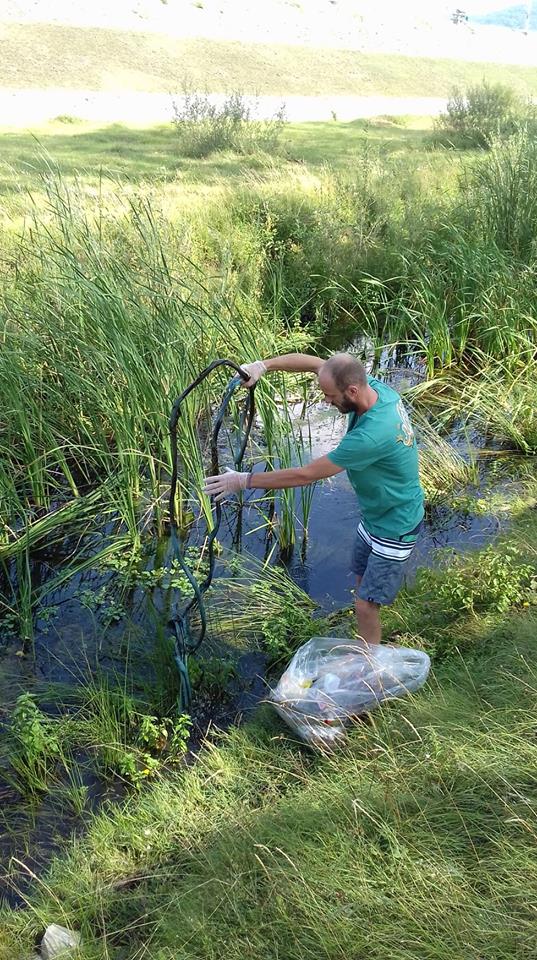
[269,636,430,749]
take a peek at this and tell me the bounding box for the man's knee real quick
[355,596,379,618]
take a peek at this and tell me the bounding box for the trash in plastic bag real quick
[269,636,430,749]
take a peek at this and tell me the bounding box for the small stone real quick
[40,924,81,960]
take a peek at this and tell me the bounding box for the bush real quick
[384,542,536,662]
[436,80,530,148]
[172,90,286,158]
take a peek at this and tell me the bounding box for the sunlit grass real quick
[2,602,537,959]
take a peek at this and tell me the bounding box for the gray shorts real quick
[351,519,423,606]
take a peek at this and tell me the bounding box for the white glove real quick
[202,468,250,502]
[239,359,267,388]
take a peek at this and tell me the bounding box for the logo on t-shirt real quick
[396,400,415,447]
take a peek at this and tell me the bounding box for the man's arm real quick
[263,353,325,375]
[240,353,324,386]
[249,455,342,489]
[202,456,343,501]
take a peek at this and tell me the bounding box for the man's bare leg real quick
[354,576,381,645]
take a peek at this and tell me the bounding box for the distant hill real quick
[470,4,537,32]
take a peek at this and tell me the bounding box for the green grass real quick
[0,118,437,199]
[2,498,537,959]
[4,21,537,96]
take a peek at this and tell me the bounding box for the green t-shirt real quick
[327,376,424,539]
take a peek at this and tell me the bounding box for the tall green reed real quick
[410,359,537,454]
[1,174,299,557]
[1,170,321,642]
[464,128,537,259]
[377,228,537,374]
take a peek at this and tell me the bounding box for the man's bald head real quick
[318,353,373,414]
[320,353,367,391]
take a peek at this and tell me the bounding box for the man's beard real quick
[337,397,359,414]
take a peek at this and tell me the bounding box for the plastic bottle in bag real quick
[269,636,430,748]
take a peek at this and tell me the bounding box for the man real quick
[203,352,424,646]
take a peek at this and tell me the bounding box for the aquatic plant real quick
[408,360,537,455]
[8,694,60,794]
[413,411,479,504]
[72,679,191,788]
[465,127,537,258]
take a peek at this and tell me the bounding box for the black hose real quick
[168,360,255,710]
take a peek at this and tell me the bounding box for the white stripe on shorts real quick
[357,521,416,562]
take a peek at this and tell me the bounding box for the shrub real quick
[436,80,530,148]
[389,544,536,661]
[233,153,424,327]
[436,545,534,617]
[172,90,286,158]
[51,114,83,124]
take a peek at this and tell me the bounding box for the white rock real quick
[40,925,81,960]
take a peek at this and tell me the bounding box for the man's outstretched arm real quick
[240,353,324,386]
[249,454,342,489]
[203,455,343,501]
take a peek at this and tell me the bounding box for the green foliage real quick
[4,102,537,960]
[389,542,536,660]
[173,90,286,158]
[137,711,191,759]
[77,584,127,626]
[383,228,537,372]
[212,554,319,663]
[436,80,531,148]
[109,709,192,788]
[9,693,60,792]
[0,169,305,570]
[4,613,537,960]
[465,129,537,259]
[70,681,191,788]
[102,545,211,600]
[437,544,535,616]
[189,656,237,699]
[4,127,536,594]
[409,362,537,454]
[51,114,82,124]
[415,411,479,503]
[262,602,323,665]
[236,155,424,326]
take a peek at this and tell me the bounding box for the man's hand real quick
[239,360,267,388]
[202,468,250,502]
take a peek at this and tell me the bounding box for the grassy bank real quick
[1,497,536,958]
[4,21,537,96]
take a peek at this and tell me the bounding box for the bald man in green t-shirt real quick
[203,353,424,646]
